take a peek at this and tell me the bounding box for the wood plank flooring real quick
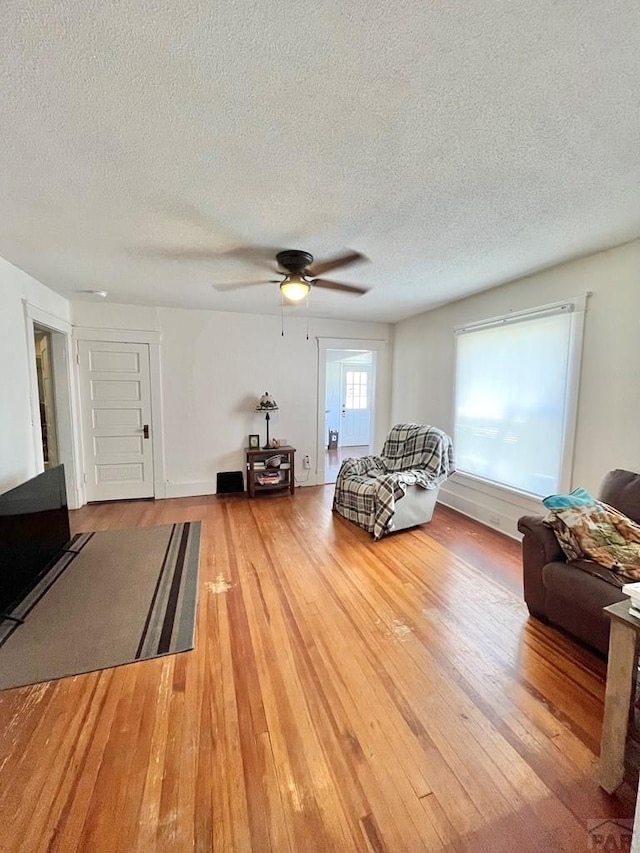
[325,445,371,484]
[0,488,635,852]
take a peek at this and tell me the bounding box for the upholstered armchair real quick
[332,424,454,539]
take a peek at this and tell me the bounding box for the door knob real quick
[143,424,149,439]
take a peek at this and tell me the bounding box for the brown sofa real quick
[518,469,640,656]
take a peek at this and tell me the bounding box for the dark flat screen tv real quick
[0,464,71,616]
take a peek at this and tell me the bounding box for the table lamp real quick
[255,392,279,449]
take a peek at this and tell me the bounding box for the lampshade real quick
[255,392,279,412]
[280,274,311,302]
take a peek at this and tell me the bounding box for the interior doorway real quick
[33,326,60,469]
[78,340,155,501]
[25,303,82,508]
[322,348,376,484]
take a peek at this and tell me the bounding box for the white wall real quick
[0,259,71,493]
[391,240,640,537]
[72,302,391,498]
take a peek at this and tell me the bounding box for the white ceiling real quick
[1,1,639,323]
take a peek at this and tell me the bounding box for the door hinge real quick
[83,473,87,484]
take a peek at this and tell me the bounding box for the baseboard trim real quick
[438,485,527,540]
[164,481,219,499]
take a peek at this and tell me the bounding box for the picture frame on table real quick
[248,434,260,449]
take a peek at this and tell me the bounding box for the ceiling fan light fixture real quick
[280,274,311,302]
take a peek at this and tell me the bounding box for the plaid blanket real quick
[333,424,455,539]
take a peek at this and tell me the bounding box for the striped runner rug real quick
[0,522,201,691]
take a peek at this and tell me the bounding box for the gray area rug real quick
[0,522,201,690]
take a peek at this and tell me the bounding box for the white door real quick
[78,341,154,501]
[341,366,372,446]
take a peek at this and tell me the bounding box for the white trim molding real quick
[24,304,72,336]
[164,480,218,499]
[73,326,161,345]
[23,300,83,508]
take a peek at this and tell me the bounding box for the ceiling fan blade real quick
[212,280,280,292]
[308,251,367,277]
[311,279,369,295]
[215,246,282,269]
[134,244,279,272]
[138,247,230,261]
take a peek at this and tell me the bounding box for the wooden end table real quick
[246,445,296,498]
[598,599,640,793]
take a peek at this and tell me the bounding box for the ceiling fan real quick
[211,249,370,302]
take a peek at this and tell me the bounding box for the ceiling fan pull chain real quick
[306,290,311,340]
[281,291,285,337]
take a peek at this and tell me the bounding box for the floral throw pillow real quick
[542,488,599,562]
[544,512,583,561]
[543,497,640,581]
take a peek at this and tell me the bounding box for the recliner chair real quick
[332,423,455,539]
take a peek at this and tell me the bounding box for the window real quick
[453,300,585,497]
[345,370,368,410]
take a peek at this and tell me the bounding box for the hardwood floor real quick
[0,488,635,851]
[324,445,371,483]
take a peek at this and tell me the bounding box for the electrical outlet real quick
[303,454,310,469]
[488,513,500,526]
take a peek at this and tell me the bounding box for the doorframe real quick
[316,337,390,485]
[73,326,167,502]
[23,301,83,509]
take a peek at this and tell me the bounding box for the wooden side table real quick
[245,446,296,498]
[598,599,640,793]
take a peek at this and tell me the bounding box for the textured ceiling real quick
[1,1,639,323]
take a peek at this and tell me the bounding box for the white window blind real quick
[454,302,583,497]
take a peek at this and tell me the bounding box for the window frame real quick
[452,296,588,498]
[344,369,369,411]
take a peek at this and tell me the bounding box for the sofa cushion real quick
[542,560,626,611]
[566,558,625,589]
[542,560,627,655]
[599,469,640,523]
